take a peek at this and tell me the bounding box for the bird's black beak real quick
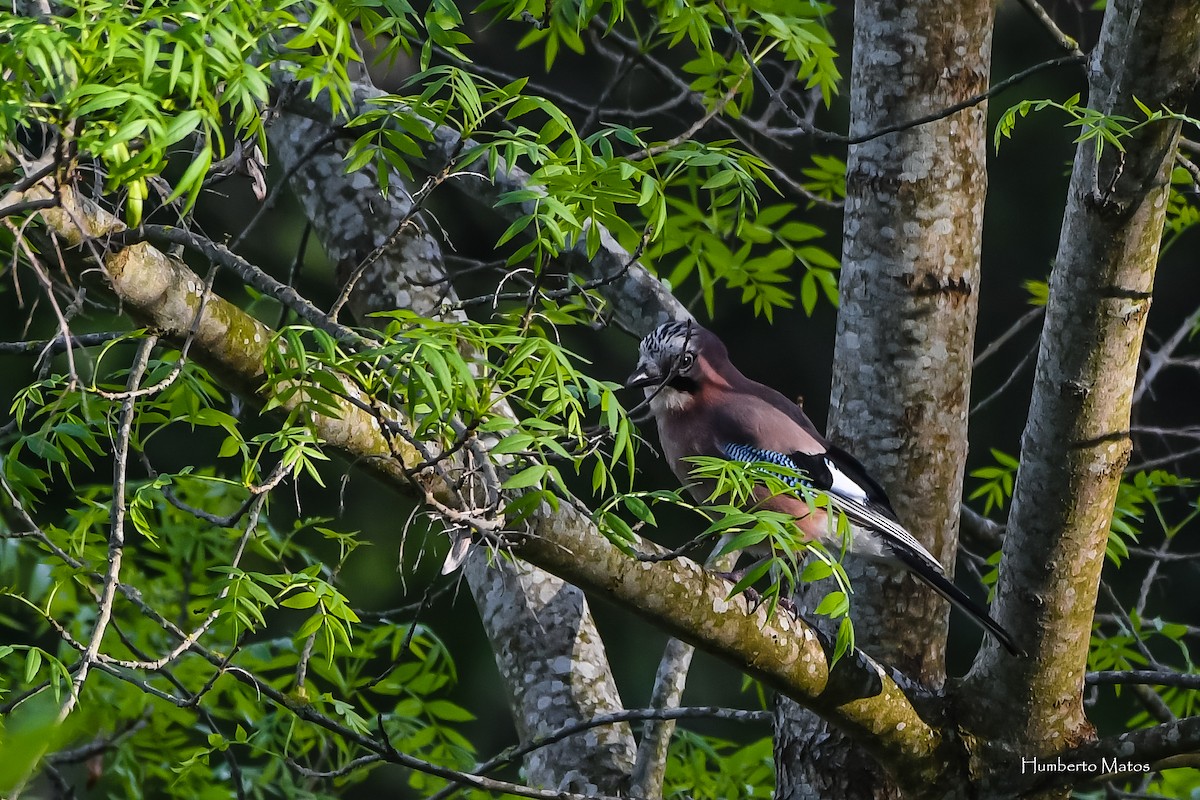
[625,365,660,390]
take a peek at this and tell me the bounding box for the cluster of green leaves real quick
[4,340,237,506]
[1144,768,1200,800]
[347,66,781,283]
[653,201,839,320]
[473,0,839,106]
[663,730,773,800]
[799,154,847,203]
[1088,598,1198,800]
[356,0,474,73]
[1023,277,1050,307]
[344,0,846,321]
[1107,469,1196,566]
[1088,611,1186,684]
[597,456,856,660]
[259,313,637,511]
[478,0,623,71]
[968,456,1200,603]
[1163,164,1200,251]
[1083,468,1197,796]
[995,92,1200,160]
[0,326,503,797]
[689,457,854,656]
[652,0,840,109]
[969,454,1198,567]
[967,448,1020,516]
[0,0,369,222]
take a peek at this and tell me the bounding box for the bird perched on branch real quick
[625,320,1023,657]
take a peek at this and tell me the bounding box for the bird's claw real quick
[715,571,798,617]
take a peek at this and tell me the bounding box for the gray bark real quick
[777,0,994,797]
[464,552,635,793]
[628,628,695,798]
[833,0,994,681]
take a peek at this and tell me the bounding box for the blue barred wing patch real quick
[721,443,810,487]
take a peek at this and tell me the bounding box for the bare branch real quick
[114,225,369,348]
[1134,303,1200,404]
[1016,0,1085,55]
[1087,670,1200,689]
[429,706,771,800]
[973,307,1045,368]
[59,334,155,719]
[0,331,125,355]
[628,638,697,798]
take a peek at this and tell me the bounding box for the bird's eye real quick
[679,353,695,370]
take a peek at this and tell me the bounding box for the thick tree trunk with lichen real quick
[268,110,638,792]
[776,0,993,797]
[960,3,1200,797]
[833,0,993,682]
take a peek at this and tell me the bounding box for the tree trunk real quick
[777,0,994,795]
[961,2,1200,794]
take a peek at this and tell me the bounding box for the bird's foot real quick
[715,571,797,617]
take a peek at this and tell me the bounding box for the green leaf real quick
[500,464,547,490]
[280,592,319,610]
[24,648,41,684]
[425,699,474,722]
[815,591,849,617]
[622,495,655,525]
[165,145,213,212]
[801,559,833,582]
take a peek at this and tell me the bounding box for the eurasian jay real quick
[626,320,1023,657]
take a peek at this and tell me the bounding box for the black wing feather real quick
[890,547,1026,657]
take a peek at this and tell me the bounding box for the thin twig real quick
[111,225,370,348]
[426,706,770,800]
[112,466,279,672]
[735,36,1085,146]
[0,331,126,355]
[971,346,1037,415]
[8,228,81,387]
[1134,303,1200,404]
[0,197,59,218]
[974,306,1045,368]
[287,754,384,780]
[60,335,155,719]
[48,716,151,764]
[1016,0,1084,55]
[1087,671,1200,689]
[630,66,751,161]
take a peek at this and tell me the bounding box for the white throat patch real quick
[648,385,693,414]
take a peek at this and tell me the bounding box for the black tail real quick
[891,547,1026,657]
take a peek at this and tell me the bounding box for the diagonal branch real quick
[8,166,952,788]
[60,334,155,720]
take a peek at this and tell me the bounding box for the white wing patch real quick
[824,458,869,502]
